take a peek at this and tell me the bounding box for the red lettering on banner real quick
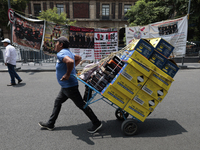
[129,28,134,32]
[140,27,145,31]
[70,26,81,32]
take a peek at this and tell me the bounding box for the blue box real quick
[129,39,154,59]
[149,50,167,69]
[147,38,174,58]
[162,59,179,78]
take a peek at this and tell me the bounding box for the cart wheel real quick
[115,108,129,120]
[121,119,138,136]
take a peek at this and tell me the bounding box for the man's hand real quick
[60,74,70,81]
[5,63,7,66]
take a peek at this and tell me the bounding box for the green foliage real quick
[0,0,28,28]
[126,0,200,40]
[37,7,76,26]
[187,0,200,40]
[126,0,176,26]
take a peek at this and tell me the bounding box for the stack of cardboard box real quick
[85,38,179,122]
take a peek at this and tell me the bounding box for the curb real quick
[0,67,84,72]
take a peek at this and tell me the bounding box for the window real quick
[50,2,54,9]
[118,3,122,19]
[66,3,69,18]
[73,3,89,18]
[56,4,64,14]
[43,2,47,11]
[112,3,115,19]
[102,4,110,19]
[96,2,100,19]
[28,2,31,14]
[124,4,131,14]
[34,4,41,17]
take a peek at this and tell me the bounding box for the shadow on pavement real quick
[13,83,26,87]
[46,118,187,145]
[135,118,187,137]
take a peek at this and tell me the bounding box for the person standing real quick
[38,36,102,133]
[1,38,22,86]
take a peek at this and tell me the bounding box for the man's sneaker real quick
[87,122,102,134]
[38,122,55,131]
[7,83,16,86]
[18,79,22,84]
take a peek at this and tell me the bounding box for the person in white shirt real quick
[1,38,22,86]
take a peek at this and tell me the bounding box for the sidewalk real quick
[0,62,84,72]
[0,62,200,72]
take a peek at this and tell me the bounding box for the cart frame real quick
[75,75,140,136]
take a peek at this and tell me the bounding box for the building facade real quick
[2,0,136,46]
[25,0,136,46]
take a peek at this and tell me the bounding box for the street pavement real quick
[0,62,200,150]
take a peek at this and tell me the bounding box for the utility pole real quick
[181,0,192,67]
[188,0,191,19]
[7,0,12,42]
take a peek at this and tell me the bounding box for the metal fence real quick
[0,46,57,65]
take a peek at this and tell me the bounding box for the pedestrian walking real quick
[38,36,102,133]
[1,38,22,86]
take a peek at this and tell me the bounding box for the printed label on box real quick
[142,85,153,95]
[142,79,168,101]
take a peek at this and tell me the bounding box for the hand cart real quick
[75,75,141,136]
[74,49,175,136]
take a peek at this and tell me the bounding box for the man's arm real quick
[60,56,74,81]
[5,47,10,66]
[74,54,82,66]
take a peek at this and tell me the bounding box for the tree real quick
[126,0,185,26]
[37,7,76,26]
[187,0,200,41]
[126,0,200,40]
[0,0,28,28]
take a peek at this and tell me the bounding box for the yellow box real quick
[150,67,174,91]
[110,74,140,99]
[119,63,148,89]
[102,85,130,109]
[124,51,156,77]
[142,79,168,102]
[124,99,151,122]
[133,90,159,112]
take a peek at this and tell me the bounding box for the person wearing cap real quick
[1,38,22,86]
[38,36,102,133]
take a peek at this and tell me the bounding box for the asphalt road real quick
[0,70,200,150]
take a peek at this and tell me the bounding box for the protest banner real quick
[12,12,44,51]
[126,25,149,44]
[94,28,118,60]
[43,22,68,56]
[126,15,188,56]
[69,26,94,60]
